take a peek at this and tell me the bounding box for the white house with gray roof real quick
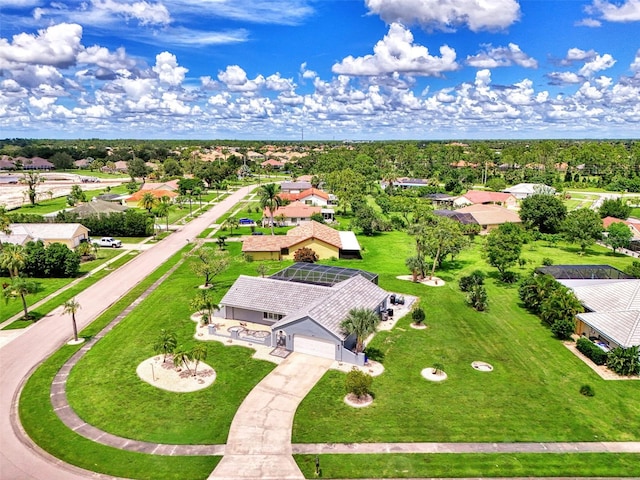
[219,273,389,364]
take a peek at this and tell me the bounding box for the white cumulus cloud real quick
[91,0,171,26]
[218,65,265,92]
[579,53,616,76]
[365,0,521,32]
[586,0,640,22]
[332,23,458,77]
[152,52,187,86]
[466,43,538,69]
[0,23,82,69]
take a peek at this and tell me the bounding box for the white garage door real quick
[294,335,336,360]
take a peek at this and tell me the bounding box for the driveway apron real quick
[209,353,332,479]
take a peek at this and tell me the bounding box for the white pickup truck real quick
[98,237,122,248]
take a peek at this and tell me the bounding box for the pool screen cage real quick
[536,264,632,280]
[270,262,378,287]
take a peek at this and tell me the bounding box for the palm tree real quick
[340,307,380,353]
[3,277,38,320]
[153,329,177,363]
[63,298,81,342]
[154,195,172,232]
[0,243,26,278]
[258,183,282,235]
[190,289,220,324]
[190,344,208,377]
[173,348,192,374]
[138,192,158,213]
[222,216,239,235]
[540,286,584,326]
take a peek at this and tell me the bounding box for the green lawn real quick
[10,184,129,215]
[293,234,640,444]
[65,242,275,444]
[17,227,640,479]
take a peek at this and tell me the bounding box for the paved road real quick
[0,185,254,480]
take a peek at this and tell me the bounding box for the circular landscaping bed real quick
[136,355,216,392]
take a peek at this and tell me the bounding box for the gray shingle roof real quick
[272,275,388,339]
[221,274,388,340]
[219,275,332,316]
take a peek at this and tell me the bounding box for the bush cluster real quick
[0,240,81,278]
[459,270,485,292]
[57,210,153,237]
[345,368,372,399]
[576,337,608,365]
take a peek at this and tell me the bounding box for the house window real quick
[281,248,289,255]
[264,312,283,321]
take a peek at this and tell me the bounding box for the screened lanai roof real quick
[536,264,632,281]
[270,262,378,286]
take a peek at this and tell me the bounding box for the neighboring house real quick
[424,193,456,208]
[218,265,389,364]
[453,190,518,208]
[0,157,17,170]
[140,180,180,192]
[242,220,361,260]
[23,157,54,170]
[279,188,330,206]
[538,265,639,351]
[127,189,178,202]
[433,209,478,225]
[67,198,128,218]
[454,204,521,232]
[263,201,334,226]
[261,159,285,169]
[3,223,89,248]
[280,181,312,193]
[74,159,91,169]
[382,177,429,189]
[602,216,640,240]
[503,183,555,199]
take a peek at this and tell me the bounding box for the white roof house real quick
[3,223,90,248]
[503,183,555,199]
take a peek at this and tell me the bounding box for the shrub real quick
[345,368,372,399]
[542,257,553,266]
[459,270,486,292]
[580,384,595,397]
[576,337,608,365]
[466,284,488,311]
[551,318,575,340]
[501,271,519,284]
[411,307,425,325]
[606,346,640,376]
[293,247,319,263]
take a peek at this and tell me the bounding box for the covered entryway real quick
[293,335,336,360]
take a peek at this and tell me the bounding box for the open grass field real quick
[16,223,640,479]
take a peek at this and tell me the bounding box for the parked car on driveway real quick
[98,237,122,248]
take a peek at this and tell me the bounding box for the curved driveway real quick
[0,185,254,480]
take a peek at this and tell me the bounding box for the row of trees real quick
[0,241,81,278]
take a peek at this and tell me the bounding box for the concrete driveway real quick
[209,353,332,480]
[0,185,254,480]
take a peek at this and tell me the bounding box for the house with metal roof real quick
[242,220,360,260]
[218,269,389,364]
[453,204,521,232]
[3,223,89,248]
[538,265,640,351]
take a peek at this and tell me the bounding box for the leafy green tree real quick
[50,152,74,170]
[163,158,182,177]
[154,329,177,363]
[625,260,640,278]
[63,298,81,342]
[345,368,373,399]
[598,197,631,219]
[561,208,604,252]
[3,277,39,319]
[189,344,208,377]
[258,183,283,235]
[0,206,11,244]
[68,185,86,206]
[606,346,640,376]
[350,203,388,236]
[485,177,506,192]
[340,307,380,353]
[0,243,26,278]
[605,221,633,253]
[485,223,524,281]
[519,194,567,234]
[325,168,365,213]
[138,192,158,213]
[128,157,151,182]
[410,216,469,279]
[190,248,229,288]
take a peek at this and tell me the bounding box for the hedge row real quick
[576,337,608,365]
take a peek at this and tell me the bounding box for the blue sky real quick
[1,0,639,140]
